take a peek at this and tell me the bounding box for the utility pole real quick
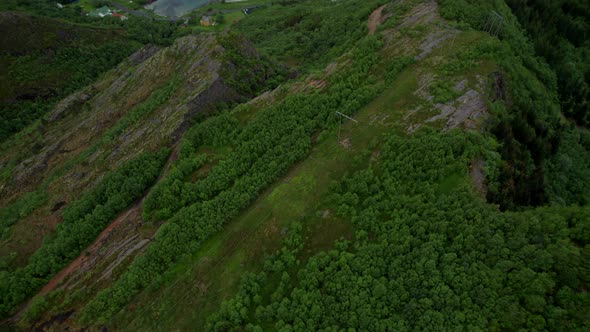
[483,11,505,37]
[336,111,358,146]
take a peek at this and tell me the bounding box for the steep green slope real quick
[0,29,280,322]
[506,0,590,127]
[233,0,384,69]
[209,129,590,331]
[1,0,588,330]
[438,0,576,209]
[105,0,588,331]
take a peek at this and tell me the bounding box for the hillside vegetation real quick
[0,0,588,331]
[0,12,140,141]
[0,1,185,142]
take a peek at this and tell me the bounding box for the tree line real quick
[440,0,589,209]
[505,0,590,127]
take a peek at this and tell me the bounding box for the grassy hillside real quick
[0,0,588,330]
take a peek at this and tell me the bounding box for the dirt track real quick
[368,5,386,35]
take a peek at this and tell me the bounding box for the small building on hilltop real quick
[88,6,112,18]
[200,15,214,26]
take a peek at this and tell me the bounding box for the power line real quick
[336,111,358,146]
[483,10,505,37]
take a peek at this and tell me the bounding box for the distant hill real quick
[0,11,140,142]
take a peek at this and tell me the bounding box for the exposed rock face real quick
[416,29,458,60]
[0,34,277,285]
[12,143,61,188]
[128,44,161,65]
[426,89,487,130]
[2,32,271,218]
[47,89,93,123]
[174,78,241,139]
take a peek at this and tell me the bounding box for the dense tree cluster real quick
[545,125,590,206]
[0,150,168,318]
[505,0,590,127]
[439,0,582,209]
[207,129,590,331]
[207,222,305,331]
[143,111,240,222]
[234,0,387,69]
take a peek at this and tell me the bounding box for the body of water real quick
[146,0,212,18]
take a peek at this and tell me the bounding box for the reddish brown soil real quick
[307,80,327,89]
[33,142,181,300]
[37,145,181,296]
[38,207,136,295]
[368,5,386,35]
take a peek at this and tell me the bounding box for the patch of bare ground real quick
[246,87,278,108]
[289,58,352,95]
[408,75,489,133]
[290,78,328,94]
[368,5,386,35]
[470,159,487,198]
[263,218,279,238]
[37,205,140,297]
[429,76,487,131]
[340,137,352,149]
[307,79,327,89]
[380,0,450,58]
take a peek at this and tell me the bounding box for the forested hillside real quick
[0,12,138,141]
[208,129,590,331]
[506,0,590,126]
[0,0,588,331]
[0,1,183,141]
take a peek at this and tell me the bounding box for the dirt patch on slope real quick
[37,205,138,296]
[368,5,386,35]
[423,75,488,131]
[381,0,450,58]
[470,159,487,198]
[416,29,458,60]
